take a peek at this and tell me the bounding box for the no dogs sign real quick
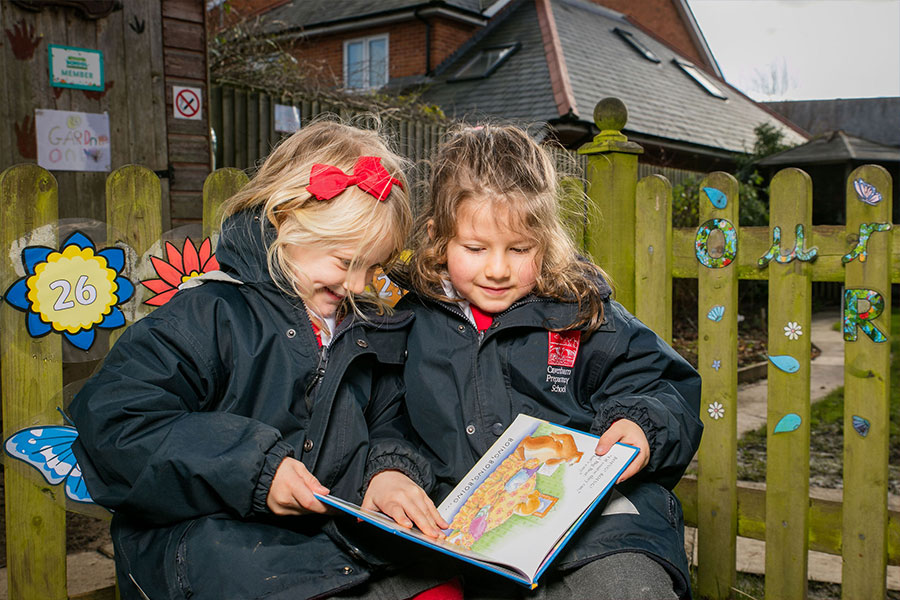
[173,86,202,120]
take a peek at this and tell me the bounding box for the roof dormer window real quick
[344,34,389,90]
[450,43,519,82]
[614,28,660,63]
[673,58,727,99]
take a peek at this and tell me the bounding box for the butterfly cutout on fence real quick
[4,425,94,504]
[853,178,882,206]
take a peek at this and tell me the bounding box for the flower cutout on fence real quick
[711,359,721,371]
[142,237,218,306]
[783,321,802,340]
[4,232,134,350]
[707,402,725,420]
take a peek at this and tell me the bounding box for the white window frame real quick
[673,58,727,99]
[343,34,390,91]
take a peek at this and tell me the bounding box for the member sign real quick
[49,45,104,91]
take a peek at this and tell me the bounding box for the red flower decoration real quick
[141,237,218,306]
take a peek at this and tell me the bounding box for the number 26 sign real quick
[5,232,134,350]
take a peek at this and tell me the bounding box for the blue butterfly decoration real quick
[706,305,725,322]
[4,425,94,504]
[853,178,882,206]
[851,415,871,438]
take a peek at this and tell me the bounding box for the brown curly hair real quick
[407,123,610,333]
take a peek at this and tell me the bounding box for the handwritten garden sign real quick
[35,109,111,172]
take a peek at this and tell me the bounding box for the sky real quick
[686,0,900,101]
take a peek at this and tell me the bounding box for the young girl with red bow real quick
[69,121,457,599]
[399,124,702,599]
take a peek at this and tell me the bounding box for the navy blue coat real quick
[398,286,702,599]
[71,211,432,599]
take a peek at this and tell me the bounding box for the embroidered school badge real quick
[547,332,580,394]
[548,331,580,368]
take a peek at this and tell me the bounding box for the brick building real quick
[210,0,806,168]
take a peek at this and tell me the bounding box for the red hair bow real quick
[306,156,402,202]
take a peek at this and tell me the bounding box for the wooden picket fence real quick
[0,163,247,600]
[0,96,897,600]
[578,98,897,600]
[209,82,704,212]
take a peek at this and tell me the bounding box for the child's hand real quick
[594,419,650,483]
[267,457,331,515]
[362,470,449,538]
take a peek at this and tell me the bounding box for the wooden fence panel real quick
[634,174,672,343]
[222,86,235,169]
[0,165,66,600]
[842,164,892,599]
[764,168,813,599]
[695,172,739,600]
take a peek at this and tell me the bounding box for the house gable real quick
[589,0,720,76]
[422,0,807,168]
[242,1,498,86]
[287,16,480,85]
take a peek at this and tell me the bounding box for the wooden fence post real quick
[577,98,643,313]
[106,165,163,345]
[0,165,66,600]
[695,172,739,600]
[203,168,250,240]
[842,165,892,599]
[634,174,673,343]
[764,168,813,599]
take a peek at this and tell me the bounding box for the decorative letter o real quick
[695,219,737,268]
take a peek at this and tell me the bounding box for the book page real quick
[316,493,532,583]
[436,414,637,579]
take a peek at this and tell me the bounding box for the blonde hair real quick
[220,119,412,323]
[408,123,609,333]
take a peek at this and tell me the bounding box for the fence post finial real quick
[580,97,642,153]
[577,98,643,312]
[594,97,627,139]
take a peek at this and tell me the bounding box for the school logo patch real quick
[548,331,580,367]
[546,331,579,394]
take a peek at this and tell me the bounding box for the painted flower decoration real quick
[707,402,725,420]
[142,237,218,306]
[4,232,134,350]
[783,321,802,340]
[712,359,722,371]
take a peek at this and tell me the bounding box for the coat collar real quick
[415,292,615,334]
[216,209,274,284]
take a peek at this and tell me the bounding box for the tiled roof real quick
[425,0,558,124]
[758,131,900,166]
[765,98,900,148]
[263,0,485,32]
[423,0,807,155]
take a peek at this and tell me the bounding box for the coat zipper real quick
[305,344,329,406]
[435,296,549,344]
[302,310,413,408]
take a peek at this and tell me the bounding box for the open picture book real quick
[317,413,638,588]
